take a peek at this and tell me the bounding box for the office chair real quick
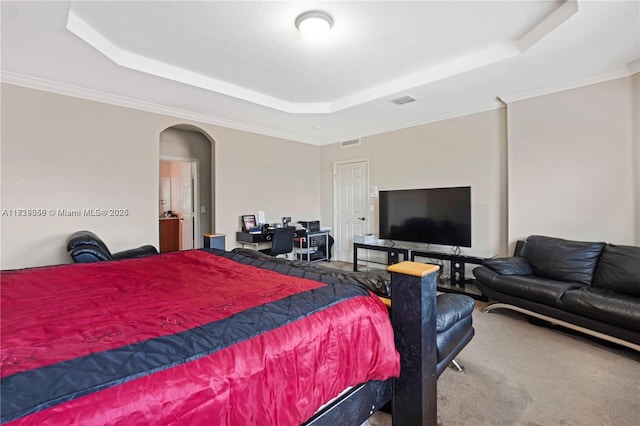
[260,227,295,258]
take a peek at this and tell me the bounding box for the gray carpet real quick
[368,301,640,426]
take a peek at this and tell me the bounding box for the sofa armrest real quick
[483,257,533,276]
[69,244,113,262]
[436,293,475,333]
[67,230,111,255]
[112,245,159,260]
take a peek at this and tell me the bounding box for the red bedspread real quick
[1,250,399,425]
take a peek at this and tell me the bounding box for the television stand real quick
[352,241,413,272]
[353,241,491,300]
[411,249,490,301]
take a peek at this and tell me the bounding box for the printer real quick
[298,220,320,232]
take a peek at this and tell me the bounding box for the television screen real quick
[379,186,471,247]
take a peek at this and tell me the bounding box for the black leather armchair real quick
[435,293,475,377]
[67,230,159,263]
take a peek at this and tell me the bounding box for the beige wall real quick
[633,73,640,244]
[213,129,321,231]
[508,76,637,247]
[320,74,638,256]
[320,108,508,256]
[2,74,637,269]
[0,83,321,269]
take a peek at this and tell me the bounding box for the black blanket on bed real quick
[222,248,390,296]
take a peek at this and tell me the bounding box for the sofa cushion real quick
[521,235,605,285]
[480,269,586,306]
[483,257,533,276]
[561,287,640,332]
[592,244,640,297]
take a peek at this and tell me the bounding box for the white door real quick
[180,162,195,250]
[334,160,369,262]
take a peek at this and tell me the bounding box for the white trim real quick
[335,101,506,144]
[159,155,198,163]
[627,59,640,75]
[497,65,637,104]
[0,71,316,145]
[3,61,636,147]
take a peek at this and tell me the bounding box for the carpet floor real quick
[367,301,640,426]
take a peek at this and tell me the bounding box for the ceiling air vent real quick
[340,139,361,148]
[391,95,416,105]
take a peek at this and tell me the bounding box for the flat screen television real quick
[379,186,471,247]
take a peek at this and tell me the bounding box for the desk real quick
[236,231,273,251]
[236,229,329,262]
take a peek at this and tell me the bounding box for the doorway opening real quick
[159,159,198,252]
[159,125,215,251]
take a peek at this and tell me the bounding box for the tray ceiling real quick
[1,1,639,145]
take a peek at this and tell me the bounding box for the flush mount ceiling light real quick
[295,11,333,40]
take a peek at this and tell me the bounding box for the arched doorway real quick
[159,125,215,251]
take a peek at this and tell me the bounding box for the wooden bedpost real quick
[388,261,439,426]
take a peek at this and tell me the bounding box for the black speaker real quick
[451,260,466,287]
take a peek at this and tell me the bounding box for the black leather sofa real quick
[67,230,159,263]
[474,235,640,350]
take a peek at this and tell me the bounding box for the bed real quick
[1,248,439,425]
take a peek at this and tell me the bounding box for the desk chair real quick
[260,227,295,258]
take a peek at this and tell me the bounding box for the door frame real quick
[159,156,201,249]
[333,158,370,263]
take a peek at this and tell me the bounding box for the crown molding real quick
[0,71,321,145]
[3,60,635,148]
[497,64,638,104]
[338,101,506,145]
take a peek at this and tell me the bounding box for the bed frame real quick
[304,261,439,426]
[1,255,437,425]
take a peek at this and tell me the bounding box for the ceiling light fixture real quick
[295,11,333,40]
